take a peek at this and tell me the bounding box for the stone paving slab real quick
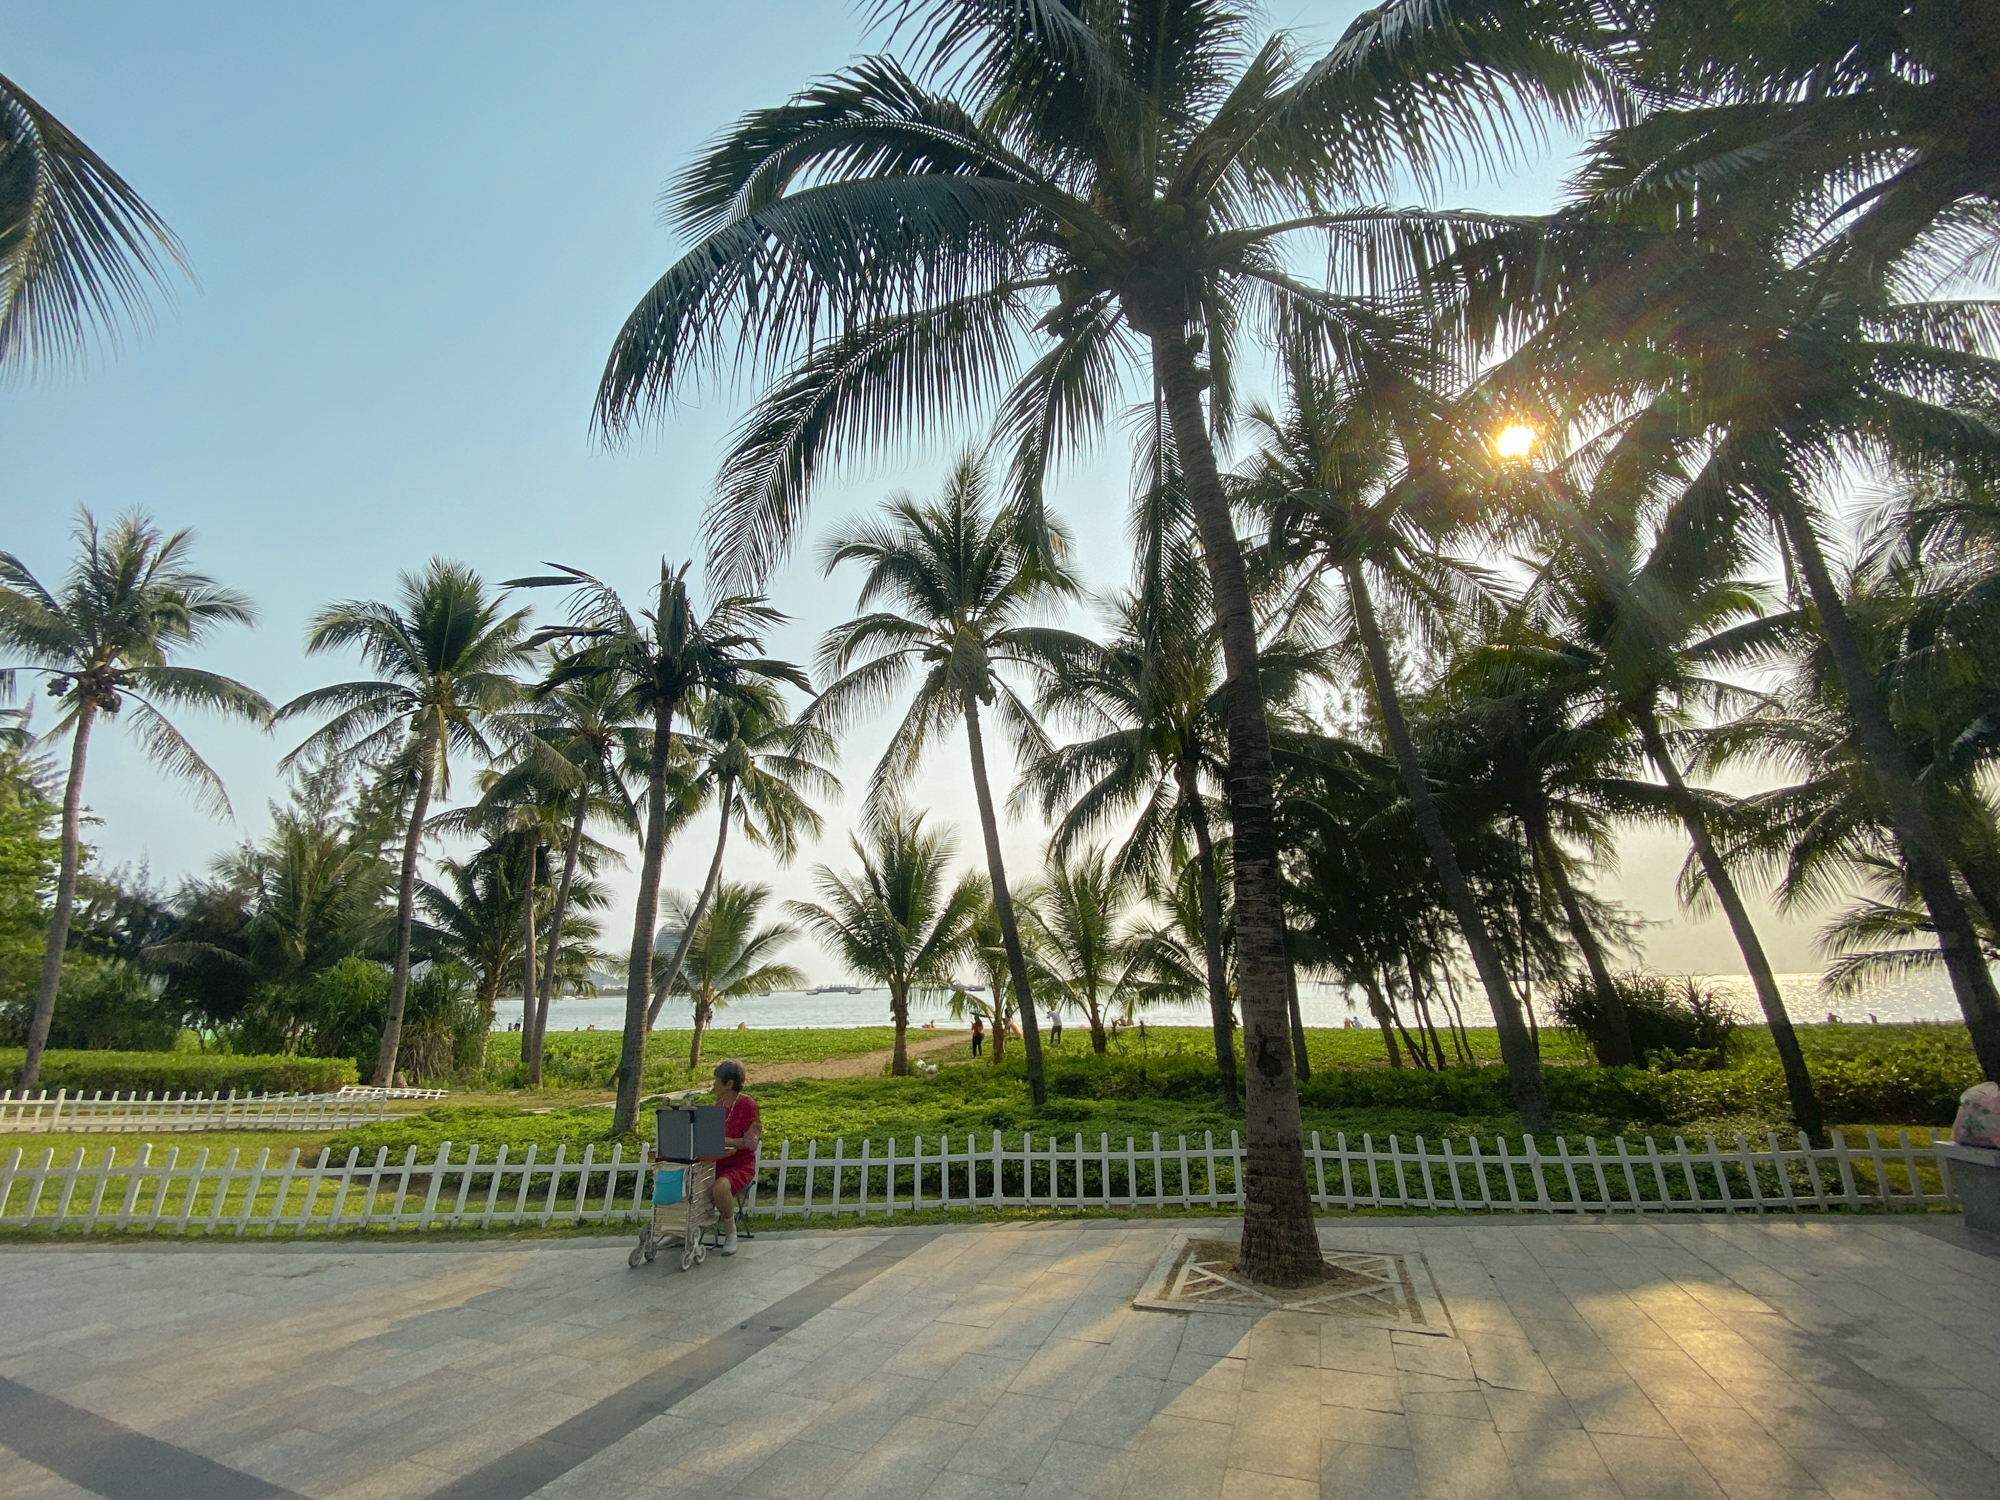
[0,1216,1994,1500]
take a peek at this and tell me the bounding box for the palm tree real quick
[594,0,1610,1284]
[662,881,805,1070]
[415,850,607,1039]
[1241,357,1555,1131]
[0,510,268,1088]
[951,890,1030,1060]
[490,663,642,1083]
[1,70,187,377]
[810,456,1085,1104]
[644,682,838,1031]
[277,560,530,1085]
[1023,843,1149,1054]
[1025,543,1241,1101]
[513,562,807,1132]
[1437,621,1642,1066]
[1526,485,1827,1136]
[1448,179,2000,1079]
[788,811,984,1076]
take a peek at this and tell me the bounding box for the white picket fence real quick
[0,1088,408,1134]
[0,1127,1957,1236]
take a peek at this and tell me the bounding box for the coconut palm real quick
[1240,353,1555,1131]
[488,663,642,1082]
[0,510,268,1088]
[276,560,530,1085]
[1024,843,1151,1054]
[1,70,188,377]
[416,848,607,1038]
[644,681,838,1031]
[1525,476,1827,1135]
[950,889,1029,1060]
[595,0,1614,1283]
[1445,176,2000,1080]
[512,561,808,1132]
[810,456,1086,1104]
[788,811,984,1076]
[1025,538,1241,1100]
[662,881,806,1070]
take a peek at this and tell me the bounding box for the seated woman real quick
[708,1059,760,1255]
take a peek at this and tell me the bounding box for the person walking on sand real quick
[971,1015,984,1057]
[707,1059,760,1256]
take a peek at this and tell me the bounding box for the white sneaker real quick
[721,1225,738,1256]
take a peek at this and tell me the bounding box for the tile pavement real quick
[0,1216,1994,1499]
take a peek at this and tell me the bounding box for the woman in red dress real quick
[708,1059,760,1255]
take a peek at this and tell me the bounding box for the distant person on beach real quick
[971,1016,984,1056]
[1050,1011,1063,1044]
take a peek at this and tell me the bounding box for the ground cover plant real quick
[0,1049,358,1096]
[477,1025,907,1089]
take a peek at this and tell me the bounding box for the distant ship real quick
[807,984,865,995]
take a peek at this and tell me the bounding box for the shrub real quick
[0,1049,358,1097]
[0,959,184,1051]
[1555,973,1737,1068]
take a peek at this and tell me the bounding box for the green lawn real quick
[478,1025,910,1089]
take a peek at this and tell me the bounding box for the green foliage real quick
[0,761,57,1006]
[1554,974,1738,1068]
[34,959,181,1050]
[0,1048,357,1096]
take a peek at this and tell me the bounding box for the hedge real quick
[0,1050,359,1097]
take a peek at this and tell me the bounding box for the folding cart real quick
[630,1154,717,1272]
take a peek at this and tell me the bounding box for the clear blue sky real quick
[0,2,1821,977]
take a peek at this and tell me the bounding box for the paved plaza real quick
[0,1215,1994,1500]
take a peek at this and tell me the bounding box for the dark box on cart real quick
[656,1104,726,1162]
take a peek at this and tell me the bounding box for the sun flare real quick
[1494,424,1537,460]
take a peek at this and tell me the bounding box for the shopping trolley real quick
[629,1102,754,1272]
[630,1154,718,1272]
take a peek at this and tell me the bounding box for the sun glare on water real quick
[1494,424,1537,459]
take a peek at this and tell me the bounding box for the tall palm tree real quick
[1240,357,1555,1131]
[810,456,1084,1104]
[1023,842,1148,1054]
[594,0,1611,1283]
[645,682,838,1031]
[490,663,642,1083]
[1448,177,2000,1079]
[1025,544,1241,1101]
[0,510,267,1088]
[416,849,608,1039]
[1526,483,1827,1136]
[1,70,187,377]
[951,890,1031,1060]
[788,811,984,1076]
[513,562,808,1132]
[277,560,530,1086]
[1437,622,1641,1066]
[662,881,806,1070]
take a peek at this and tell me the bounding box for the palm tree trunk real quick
[1363,974,1402,1067]
[891,982,909,1076]
[1346,563,1553,1132]
[1155,330,1322,1286]
[1525,810,1635,1067]
[963,693,1048,1105]
[1179,769,1238,1108]
[533,793,589,1081]
[17,702,96,1090]
[374,744,438,1087]
[647,775,733,1033]
[690,997,709,1071]
[614,706,674,1135]
[1284,954,1310,1081]
[1639,713,1824,1138]
[1776,498,2000,1080]
[519,836,539,1081]
[1955,859,2000,948]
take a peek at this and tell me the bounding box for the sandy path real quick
[745,1029,970,1084]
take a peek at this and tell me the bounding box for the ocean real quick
[522,968,1972,1032]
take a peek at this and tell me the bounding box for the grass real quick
[477,1026,909,1090]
